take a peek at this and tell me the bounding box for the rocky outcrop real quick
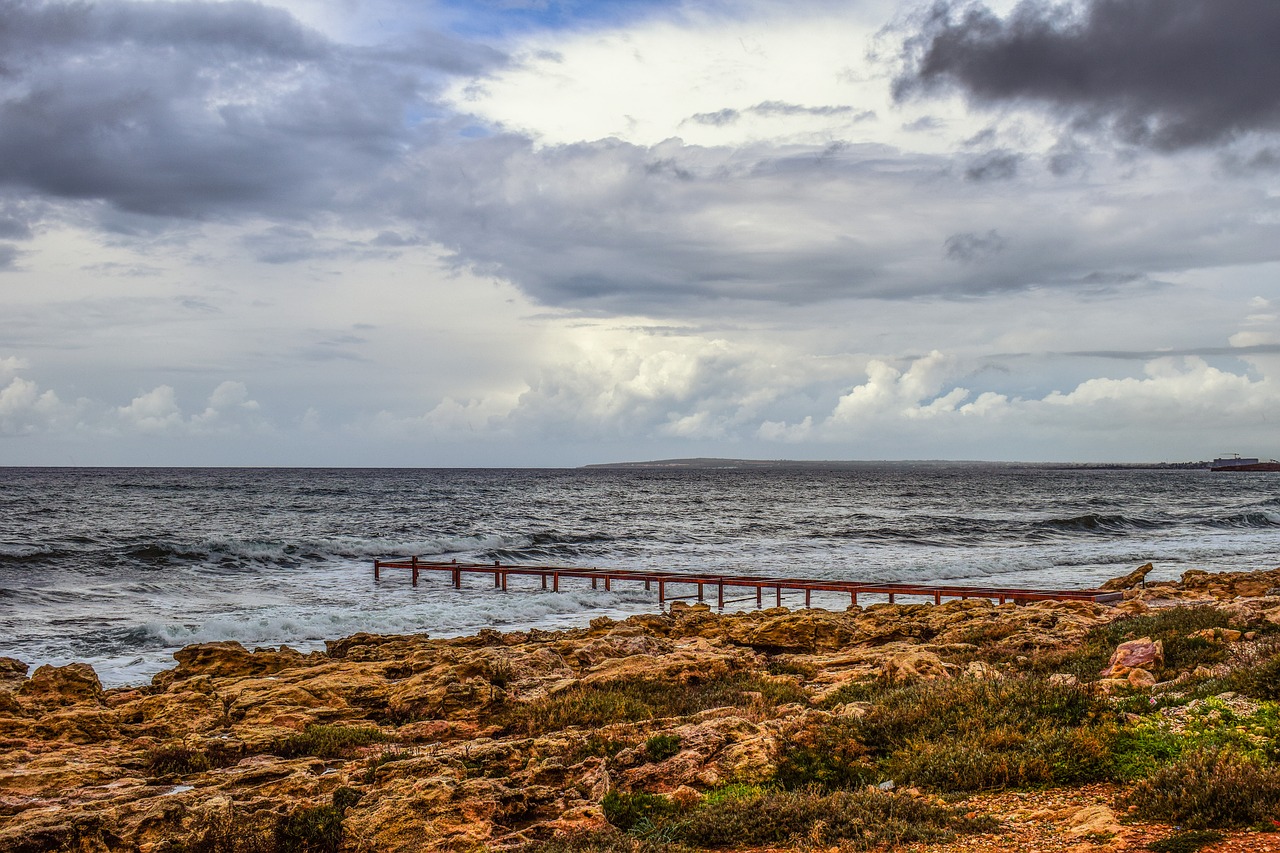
[1100,562,1154,591]
[1,565,1277,851]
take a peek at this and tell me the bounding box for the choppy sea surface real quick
[2,465,1278,687]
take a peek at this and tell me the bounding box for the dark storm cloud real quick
[0,217,32,240]
[897,0,1280,150]
[0,0,504,225]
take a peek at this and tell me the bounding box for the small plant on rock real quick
[643,734,681,762]
[272,724,389,759]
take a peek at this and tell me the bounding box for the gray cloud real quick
[384,133,1280,314]
[897,0,1280,150]
[944,229,1005,261]
[1064,343,1280,360]
[964,149,1021,181]
[0,0,502,224]
[687,101,872,127]
[0,244,18,270]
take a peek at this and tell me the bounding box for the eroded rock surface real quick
[1,564,1276,851]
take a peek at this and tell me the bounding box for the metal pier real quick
[372,558,1122,608]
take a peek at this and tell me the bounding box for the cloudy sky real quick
[1,0,1278,466]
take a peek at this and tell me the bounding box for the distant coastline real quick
[582,457,1213,471]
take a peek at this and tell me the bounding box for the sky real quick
[1,0,1278,466]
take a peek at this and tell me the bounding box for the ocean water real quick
[1,465,1277,687]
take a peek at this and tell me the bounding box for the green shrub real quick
[1117,748,1280,828]
[145,743,212,778]
[514,833,662,853]
[785,676,1119,792]
[274,805,343,853]
[499,673,807,735]
[883,722,1117,791]
[565,734,630,764]
[1056,607,1239,681]
[853,677,1102,753]
[1111,724,1186,781]
[678,786,996,849]
[601,790,677,832]
[273,724,389,759]
[643,734,681,762]
[1148,830,1227,853]
[775,716,873,790]
[330,786,363,813]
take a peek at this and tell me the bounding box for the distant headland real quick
[582,457,1213,470]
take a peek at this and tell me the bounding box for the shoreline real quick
[2,565,1280,851]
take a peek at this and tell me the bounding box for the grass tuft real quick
[272,724,389,759]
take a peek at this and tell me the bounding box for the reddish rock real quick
[1101,637,1164,677]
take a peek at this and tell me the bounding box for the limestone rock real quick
[1126,669,1157,689]
[881,649,952,682]
[0,657,28,693]
[1100,563,1154,591]
[18,663,105,707]
[1064,804,1123,837]
[1187,627,1242,644]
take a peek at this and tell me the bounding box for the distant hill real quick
[581,457,1211,470]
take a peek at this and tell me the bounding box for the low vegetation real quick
[1117,748,1280,829]
[496,672,807,736]
[272,724,389,759]
[592,785,996,851]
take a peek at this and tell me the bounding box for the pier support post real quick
[775,585,781,607]
[757,586,762,607]
[645,580,651,591]
[411,556,419,587]
[717,583,724,610]
[697,583,704,602]
[592,578,598,589]
[850,591,857,606]
[805,589,811,608]
[374,560,381,581]
[888,593,894,604]
[542,575,547,589]
[658,581,665,605]
[934,592,942,605]
[604,577,611,591]
[553,572,559,593]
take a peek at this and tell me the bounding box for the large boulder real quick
[18,663,104,706]
[1101,637,1163,677]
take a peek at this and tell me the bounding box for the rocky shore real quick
[3,567,1280,853]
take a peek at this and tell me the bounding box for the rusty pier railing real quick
[372,558,1122,609]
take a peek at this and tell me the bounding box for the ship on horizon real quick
[1210,454,1280,472]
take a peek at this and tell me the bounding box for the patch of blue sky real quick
[439,0,689,38]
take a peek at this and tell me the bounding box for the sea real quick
[2,465,1278,688]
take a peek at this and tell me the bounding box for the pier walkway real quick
[372,558,1123,608]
